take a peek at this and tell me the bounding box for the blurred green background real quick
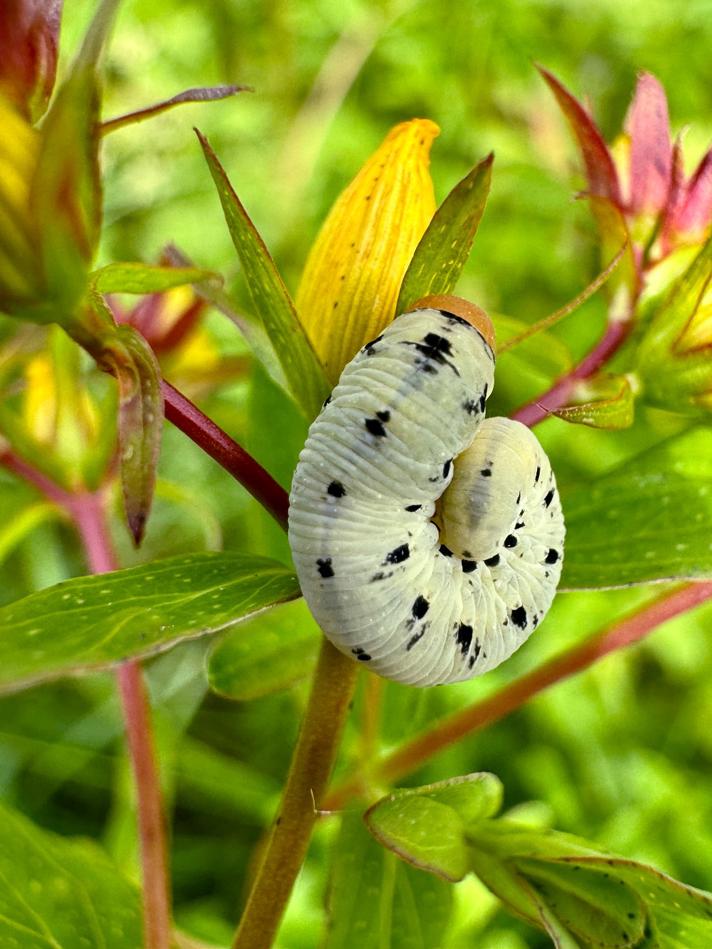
[1,0,712,946]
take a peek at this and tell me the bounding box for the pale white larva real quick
[288,295,565,687]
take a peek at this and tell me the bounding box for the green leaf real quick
[494,312,573,378]
[207,598,318,701]
[89,262,219,295]
[0,551,300,694]
[397,154,493,313]
[197,131,330,419]
[326,812,453,949]
[561,427,712,588]
[467,819,712,948]
[102,323,164,545]
[365,773,503,882]
[0,799,142,947]
[638,235,712,415]
[0,502,59,563]
[26,0,120,325]
[553,373,635,430]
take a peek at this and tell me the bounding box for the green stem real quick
[232,640,358,949]
[325,581,712,808]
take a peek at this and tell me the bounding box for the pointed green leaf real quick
[89,262,219,295]
[197,131,329,419]
[397,154,493,313]
[365,774,503,882]
[326,812,453,949]
[561,427,712,588]
[27,0,120,325]
[0,551,300,694]
[207,599,319,701]
[554,374,635,429]
[0,799,142,947]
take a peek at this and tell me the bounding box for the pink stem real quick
[71,494,172,949]
[161,379,289,529]
[511,318,631,427]
[325,581,712,806]
[0,449,172,949]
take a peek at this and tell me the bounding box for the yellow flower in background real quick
[0,95,41,307]
[296,119,439,383]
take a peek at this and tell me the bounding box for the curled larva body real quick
[288,305,565,686]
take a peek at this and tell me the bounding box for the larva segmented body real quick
[288,299,565,686]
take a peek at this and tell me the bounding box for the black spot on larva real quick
[327,480,346,498]
[456,623,473,655]
[468,655,476,669]
[545,548,559,564]
[510,606,528,629]
[323,394,332,408]
[462,560,477,573]
[463,398,479,415]
[473,639,482,660]
[484,554,500,567]
[316,558,334,578]
[371,571,385,582]
[363,334,383,355]
[504,534,518,548]
[352,647,371,661]
[515,520,525,529]
[481,468,492,477]
[412,595,429,619]
[439,544,453,557]
[385,544,410,564]
[443,458,452,478]
[376,410,391,422]
[365,417,387,437]
[406,628,427,651]
[404,333,460,374]
[478,393,486,412]
[404,504,421,512]
[535,465,541,483]
[544,488,555,508]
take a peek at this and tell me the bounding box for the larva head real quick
[411,294,496,352]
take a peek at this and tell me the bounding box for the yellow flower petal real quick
[296,119,438,383]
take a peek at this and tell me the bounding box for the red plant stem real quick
[161,379,289,529]
[0,449,172,949]
[325,581,712,808]
[511,317,631,427]
[72,492,172,949]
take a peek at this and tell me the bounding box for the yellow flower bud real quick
[296,119,438,382]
